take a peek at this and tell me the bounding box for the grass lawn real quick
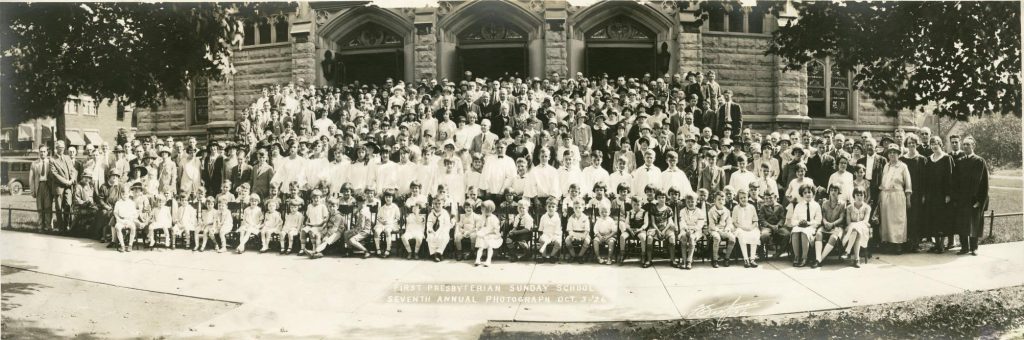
[481,285,1024,339]
[983,187,1023,244]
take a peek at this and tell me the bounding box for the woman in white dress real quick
[878,144,913,253]
[844,186,871,267]
[788,184,822,267]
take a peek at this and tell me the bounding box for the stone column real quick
[414,34,437,81]
[414,8,437,81]
[544,2,567,78]
[771,0,809,130]
[545,30,567,78]
[677,7,703,73]
[290,20,317,85]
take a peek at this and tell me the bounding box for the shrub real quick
[960,114,1022,169]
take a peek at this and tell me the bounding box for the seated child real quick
[236,194,263,254]
[537,200,563,263]
[259,199,283,253]
[592,205,617,265]
[504,199,534,262]
[453,201,481,260]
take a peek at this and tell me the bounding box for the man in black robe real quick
[951,136,988,255]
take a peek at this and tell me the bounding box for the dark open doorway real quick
[337,51,403,85]
[585,46,655,78]
[459,46,526,81]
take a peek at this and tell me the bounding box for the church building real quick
[135,0,922,140]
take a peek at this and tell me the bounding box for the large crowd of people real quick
[30,70,991,269]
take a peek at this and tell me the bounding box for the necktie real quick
[432,213,440,231]
[806,202,811,221]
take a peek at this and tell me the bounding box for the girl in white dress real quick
[401,182,428,259]
[236,194,263,254]
[474,201,503,267]
[732,189,761,268]
[148,191,174,248]
[537,200,563,263]
[259,200,283,253]
[172,192,198,250]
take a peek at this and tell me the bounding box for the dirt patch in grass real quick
[482,285,1024,340]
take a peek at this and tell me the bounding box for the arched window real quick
[243,19,256,46]
[807,58,851,118]
[192,78,209,125]
[258,17,272,44]
[274,16,290,43]
[706,1,775,34]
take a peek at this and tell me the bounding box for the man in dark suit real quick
[30,145,52,230]
[202,143,225,196]
[716,90,743,138]
[856,139,887,210]
[49,140,78,231]
[806,138,836,187]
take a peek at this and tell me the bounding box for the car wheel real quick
[9,181,22,196]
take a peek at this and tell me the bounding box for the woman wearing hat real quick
[878,144,913,254]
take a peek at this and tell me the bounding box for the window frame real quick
[240,14,290,48]
[806,57,853,118]
[703,3,774,35]
[189,78,210,126]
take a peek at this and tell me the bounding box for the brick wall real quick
[701,34,775,117]
[231,44,294,114]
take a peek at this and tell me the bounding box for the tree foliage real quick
[0,2,293,127]
[765,1,1021,120]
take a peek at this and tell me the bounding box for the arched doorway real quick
[568,2,676,77]
[584,16,656,78]
[457,17,528,80]
[437,1,544,80]
[334,23,405,85]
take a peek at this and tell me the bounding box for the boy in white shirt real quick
[592,205,617,264]
[537,200,563,263]
[113,184,143,252]
[453,201,481,260]
[565,201,592,263]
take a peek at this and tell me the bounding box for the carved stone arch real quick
[436,0,547,80]
[438,0,544,41]
[317,6,416,84]
[319,6,414,46]
[567,1,678,77]
[570,1,674,42]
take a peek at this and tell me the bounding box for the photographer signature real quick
[685,296,769,319]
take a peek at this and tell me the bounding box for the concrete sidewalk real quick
[2,230,1022,339]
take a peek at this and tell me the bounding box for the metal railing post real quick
[5,208,11,228]
[988,210,995,239]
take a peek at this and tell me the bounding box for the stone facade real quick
[136,0,908,141]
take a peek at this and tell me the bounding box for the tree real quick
[765,1,1021,120]
[0,2,291,139]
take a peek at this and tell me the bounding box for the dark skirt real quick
[922,199,954,237]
